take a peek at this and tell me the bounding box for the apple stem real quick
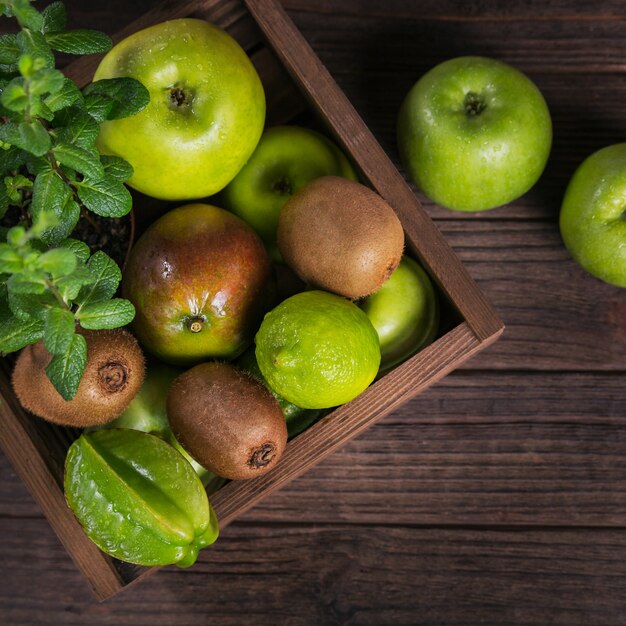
[464,92,487,117]
[187,317,204,333]
[273,177,293,196]
[169,86,191,108]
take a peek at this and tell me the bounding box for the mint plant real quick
[0,0,150,399]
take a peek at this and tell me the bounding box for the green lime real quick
[235,347,324,438]
[255,291,380,409]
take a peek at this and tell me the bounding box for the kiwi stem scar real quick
[98,362,128,393]
[248,443,276,469]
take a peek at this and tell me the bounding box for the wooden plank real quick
[430,220,626,371]
[3,518,626,625]
[289,12,626,74]
[2,371,625,525]
[0,374,125,600]
[283,0,626,20]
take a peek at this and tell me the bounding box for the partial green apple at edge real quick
[397,55,552,212]
[220,125,359,262]
[560,143,626,288]
[361,256,439,372]
[94,18,266,201]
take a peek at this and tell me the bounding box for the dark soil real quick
[73,211,132,268]
[1,207,132,269]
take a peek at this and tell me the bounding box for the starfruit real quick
[64,429,219,567]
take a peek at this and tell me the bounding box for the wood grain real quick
[3,518,626,626]
[0,0,625,620]
[283,0,626,20]
[3,371,625,524]
[0,0,502,600]
[439,220,626,370]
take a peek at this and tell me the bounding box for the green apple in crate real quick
[93,18,266,200]
[560,143,626,288]
[397,56,552,211]
[221,125,358,261]
[361,256,439,373]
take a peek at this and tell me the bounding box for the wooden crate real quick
[0,0,504,601]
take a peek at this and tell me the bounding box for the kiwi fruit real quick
[167,362,287,480]
[12,329,145,427]
[277,176,405,299]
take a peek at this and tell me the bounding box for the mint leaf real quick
[46,30,112,55]
[83,77,150,120]
[82,92,113,123]
[0,146,29,175]
[16,30,54,69]
[8,289,56,321]
[7,270,47,294]
[20,120,51,156]
[59,238,90,264]
[0,181,8,218]
[37,247,77,278]
[77,298,134,330]
[43,306,75,355]
[0,243,23,273]
[76,175,132,217]
[29,97,54,122]
[0,34,19,65]
[55,264,93,301]
[10,0,44,32]
[56,110,99,149]
[53,142,104,180]
[41,2,67,34]
[77,251,121,307]
[101,155,133,181]
[29,67,65,96]
[45,78,83,112]
[0,312,44,354]
[31,168,67,215]
[0,120,51,156]
[45,331,87,400]
[30,169,78,246]
[39,196,80,246]
[1,77,27,111]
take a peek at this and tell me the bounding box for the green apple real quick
[397,56,552,211]
[220,125,358,260]
[94,18,265,201]
[360,256,439,372]
[560,143,626,288]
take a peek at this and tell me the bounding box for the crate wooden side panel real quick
[0,0,503,601]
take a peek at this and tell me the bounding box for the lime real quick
[255,291,380,409]
[235,347,324,438]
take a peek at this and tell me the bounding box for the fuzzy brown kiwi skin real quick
[167,362,287,481]
[277,176,405,299]
[12,329,145,427]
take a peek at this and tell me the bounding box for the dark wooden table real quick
[2,1,626,624]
